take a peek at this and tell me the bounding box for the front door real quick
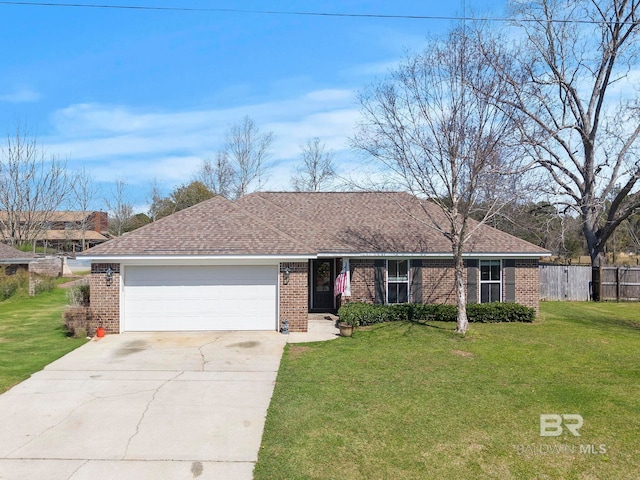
[311,259,334,311]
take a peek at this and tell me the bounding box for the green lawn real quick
[255,302,640,480]
[0,286,87,393]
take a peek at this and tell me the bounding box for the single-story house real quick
[80,192,550,333]
[0,243,36,274]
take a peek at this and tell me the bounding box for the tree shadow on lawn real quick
[544,306,640,334]
[356,320,458,340]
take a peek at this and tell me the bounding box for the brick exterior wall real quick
[89,263,120,334]
[514,258,540,312]
[280,262,308,332]
[341,257,540,312]
[28,257,64,296]
[420,259,459,304]
[29,257,63,277]
[343,259,376,304]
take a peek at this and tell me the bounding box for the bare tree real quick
[105,178,133,237]
[484,0,640,267]
[291,137,336,191]
[194,152,234,198]
[0,126,72,248]
[72,166,99,251]
[194,116,274,199]
[147,178,166,222]
[352,26,521,334]
[227,116,273,198]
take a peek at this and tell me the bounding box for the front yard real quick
[0,286,87,393]
[255,302,640,479]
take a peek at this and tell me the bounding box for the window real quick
[480,260,501,303]
[387,260,409,303]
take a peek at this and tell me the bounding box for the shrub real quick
[32,274,56,295]
[62,306,91,337]
[338,302,387,326]
[0,279,19,300]
[66,281,90,306]
[338,302,534,325]
[466,302,535,323]
[0,268,29,300]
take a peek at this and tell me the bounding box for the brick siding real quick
[420,258,459,304]
[28,257,63,277]
[279,262,308,332]
[515,258,540,312]
[89,263,120,334]
[342,257,540,312]
[343,259,376,304]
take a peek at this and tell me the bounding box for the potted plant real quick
[338,318,358,337]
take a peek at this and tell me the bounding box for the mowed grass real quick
[255,302,640,480]
[0,286,87,393]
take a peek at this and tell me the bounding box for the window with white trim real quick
[387,259,409,303]
[480,260,501,303]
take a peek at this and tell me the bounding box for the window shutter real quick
[411,259,423,303]
[504,259,516,302]
[466,259,479,304]
[374,259,385,304]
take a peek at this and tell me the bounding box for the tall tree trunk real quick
[454,242,468,334]
[583,208,606,268]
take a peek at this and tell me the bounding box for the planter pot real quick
[339,322,354,337]
[96,327,105,338]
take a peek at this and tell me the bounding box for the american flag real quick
[334,271,347,296]
[334,259,350,297]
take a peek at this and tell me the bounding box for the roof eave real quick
[317,251,552,258]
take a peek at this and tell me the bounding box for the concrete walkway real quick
[287,315,340,343]
[0,332,288,480]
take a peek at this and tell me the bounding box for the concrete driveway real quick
[0,331,288,480]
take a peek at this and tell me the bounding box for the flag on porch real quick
[334,259,351,297]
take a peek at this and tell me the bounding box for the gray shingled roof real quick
[0,243,36,260]
[82,192,549,257]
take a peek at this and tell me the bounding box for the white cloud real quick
[44,89,362,194]
[0,87,41,103]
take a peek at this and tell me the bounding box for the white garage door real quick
[123,265,278,331]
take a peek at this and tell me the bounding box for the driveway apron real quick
[0,331,287,480]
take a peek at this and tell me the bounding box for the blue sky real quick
[0,0,506,210]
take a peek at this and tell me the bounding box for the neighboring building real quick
[0,211,109,252]
[81,192,550,334]
[0,242,63,289]
[0,242,36,274]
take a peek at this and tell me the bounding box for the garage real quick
[122,265,278,331]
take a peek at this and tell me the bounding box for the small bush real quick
[32,274,56,295]
[466,302,535,323]
[0,268,29,300]
[62,306,91,337]
[338,301,535,326]
[338,302,387,326]
[67,281,90,306]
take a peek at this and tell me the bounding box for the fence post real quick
[592,266,601,301]
[616,267,620,302]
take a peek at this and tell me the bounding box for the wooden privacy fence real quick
[539,265,592,301]
[592,266,640,301]
[540,264,640,301]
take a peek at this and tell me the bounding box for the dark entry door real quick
[311,260,334,311]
